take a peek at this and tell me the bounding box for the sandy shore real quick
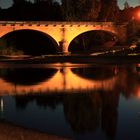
[0,121,71,140]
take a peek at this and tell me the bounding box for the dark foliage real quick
[0,0,139,21]
[0,0,62,21]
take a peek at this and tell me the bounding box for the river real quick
[0,63,139,140]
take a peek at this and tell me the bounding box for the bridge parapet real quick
[0,21,127,26]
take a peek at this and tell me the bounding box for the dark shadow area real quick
[117,65,140,99]
[0,0,62,21]
[0,68,57,85]
[136,65,140,72]
[0,29,58,56]
[64,91,119,139]
[68,30,118,54]
[12,90,119,140]
[63,93,100,133]
[128,30,140,46]
[0,0,139,23]
[14,94,64,110]
[71,66,118,81]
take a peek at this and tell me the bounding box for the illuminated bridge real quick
[0,21,128,53]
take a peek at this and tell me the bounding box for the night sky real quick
[0,0,139,9]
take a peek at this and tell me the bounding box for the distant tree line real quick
[0,0,139,22]
[0,0,62,21]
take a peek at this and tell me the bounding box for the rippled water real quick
[0,63,139,140]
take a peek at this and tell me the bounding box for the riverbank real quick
[0,121,71,140]
[0,54,139,64]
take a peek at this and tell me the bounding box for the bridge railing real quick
[0,21,128,26]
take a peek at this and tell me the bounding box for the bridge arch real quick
[0,29,59,55]
[63,23,119,53]
[68,30,118,53]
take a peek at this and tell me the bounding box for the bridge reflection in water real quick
[0,64,121,94]
[0,64,139,140]
[0,64,139,95]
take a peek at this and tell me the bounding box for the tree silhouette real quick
[98,0,120,21]
[62,0,100,21]
[0,0,62,21]
[0,0,139,21]
[124,1,130,9]
[13,0,26,5]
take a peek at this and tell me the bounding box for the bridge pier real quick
[62,40,69,54]
[59,40,69,54]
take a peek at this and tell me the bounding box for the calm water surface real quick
[0,63,139,140]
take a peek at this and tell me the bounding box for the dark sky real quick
[0,0,139,9]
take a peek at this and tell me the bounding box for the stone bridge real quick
[0,21,128,53]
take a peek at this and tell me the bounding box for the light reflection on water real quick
[0,63,139,140]
[0,64,120,93]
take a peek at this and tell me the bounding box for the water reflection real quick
[71,66,118,80]
[0,65,120,94]
[117,65,140,98]
[14,94,63,110]
[0,68,57,85]
[0,64,139,140]
[0,65,139,95]
[0,91,119,139]
[63,91,119,139]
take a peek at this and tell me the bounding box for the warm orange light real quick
[138,12,140,18]
[134,11,140,21]
[136,11,140,20]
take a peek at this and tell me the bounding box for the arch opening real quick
[68,30,118,54]
[0,29,59,56]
